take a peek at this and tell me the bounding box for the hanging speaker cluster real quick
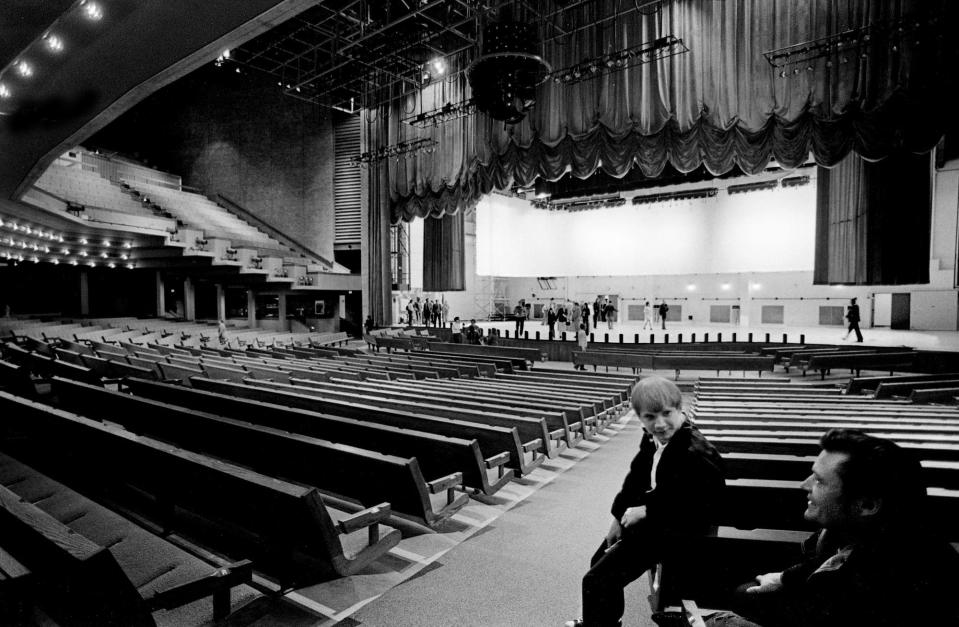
[467,20,551,124]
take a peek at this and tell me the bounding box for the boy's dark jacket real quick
[611,421,725,537]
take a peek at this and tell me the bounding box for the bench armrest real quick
[427,472,464,505]
[336,502,392,537]
[145,559,253,620]
[522,438,543,453]
[426,472,463,495]
[484,451,511,470]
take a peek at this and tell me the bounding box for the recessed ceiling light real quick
[45,34,64,53]
[0,83,9,99]
[81,1,103,21]
[15,61,32,78]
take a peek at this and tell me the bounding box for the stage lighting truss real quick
[632,188,719,205]
[531,194,626,212]
[548,35,688,86]
[403,98,477,128]
[349,138,439,168]
[763,10,943,77]
[726,180,779,195]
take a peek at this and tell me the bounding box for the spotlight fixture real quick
[548,36,688,86]
[632,188,719,204]
[727,180,779,194]
[781,175,811,188]
[403,99,477,128]
[763,9,940,76]
[349,138,438,167]
[15,60,32,78]
[0,84,9,99]
[531,194,625,212]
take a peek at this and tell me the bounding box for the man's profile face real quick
[801,450,854,527]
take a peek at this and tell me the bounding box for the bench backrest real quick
[0,391,392,580]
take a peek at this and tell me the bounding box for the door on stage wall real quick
[891,293,911,330]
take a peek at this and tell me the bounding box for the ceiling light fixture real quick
[16,61,33,78]
[81,1,103,21]
[0,83,9,99]
[44,34,64,53]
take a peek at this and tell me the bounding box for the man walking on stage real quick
[843,297,863,342]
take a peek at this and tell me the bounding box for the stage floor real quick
[472,319,959,352]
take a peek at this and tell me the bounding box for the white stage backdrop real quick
[475,185,816,277]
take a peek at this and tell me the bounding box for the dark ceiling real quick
[227,0,665,112]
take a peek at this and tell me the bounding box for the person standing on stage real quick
[843,297,863,342]
[643,301,654,330]
[514,300,527,336]
[658,301,670,330]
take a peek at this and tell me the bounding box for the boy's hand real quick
[606,519,623,546]
[620,505,647,528]
[745,572,783,593]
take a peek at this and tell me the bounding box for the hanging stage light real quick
[467,19,551,124]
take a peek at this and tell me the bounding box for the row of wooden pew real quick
[0,333,637,624]
[659,375,959,608]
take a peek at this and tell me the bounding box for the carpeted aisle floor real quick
[347,412,660,627]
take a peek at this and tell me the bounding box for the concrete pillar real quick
[183,276,196,321]
[246,290,256,329]
[79,270,89,315]
[215,284,226,322]
[155,271,165,316]
[278,292,288,331]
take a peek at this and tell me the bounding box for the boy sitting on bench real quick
[566,376,726,627]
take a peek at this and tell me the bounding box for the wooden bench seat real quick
[723,451,959,489]
[803,351,918,379]
[424,342,540,364]
[493,372,627,406]
[123,377,514,497]
[0,359,38,397]
[0,391,400,585]
[710,434,959,462]
[877,379,959,399]
[193,376,551,472]
[51,378,468,529]
[911,387,959,404]
[0,454,254,626]
[317,377,587,447]
[187,375,543,477]
[372,336,414,353]
[408,377,600,434]
[693,417,959,438]
[846,372,959,395]
[416,349,517,373]
[257,377,570,456]
[465,375,616,418]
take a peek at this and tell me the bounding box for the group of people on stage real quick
[565,376,958,627]
[404,296,449,327]
[510,296,680,339]
[642,300,671,330]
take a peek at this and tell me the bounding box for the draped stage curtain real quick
[814,150,931,285]
[364,115,394,325]
[381,0,953,221]
[423,212,466,292]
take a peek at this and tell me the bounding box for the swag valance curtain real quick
[377,0,953,222]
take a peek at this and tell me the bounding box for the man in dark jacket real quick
[566,376,726,627]
[706,429,959,627]
[842,297,863,342]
